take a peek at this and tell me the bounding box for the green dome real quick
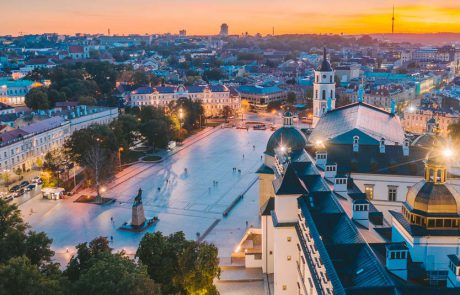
[265,127,307,156]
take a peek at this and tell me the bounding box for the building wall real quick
[259,173,275,209]
[261,215,275,274]
[130,88,240,117]
[352,173,422,202]
[70,107,118,132]
[313,69,335,127]
[274,226,298,294]
[393,219,460,272]
[0,107,118,172]
[403,110,460,137]
[0,123,70,171]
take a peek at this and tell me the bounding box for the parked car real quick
[2,195,13,202]
[32,176,43,184]
[15,188,25,197]
[19,181,29,188]
[9,185,20,193]
[26,184,37,192]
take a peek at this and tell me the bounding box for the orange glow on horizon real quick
[2,1,460,35]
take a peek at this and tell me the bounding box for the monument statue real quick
[131,188,146,227]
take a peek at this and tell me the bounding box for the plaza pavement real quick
[19,126,273,270]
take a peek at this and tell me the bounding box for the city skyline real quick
[2,0,460,36]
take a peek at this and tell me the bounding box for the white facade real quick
[0,107,118,172]
[130,85,240,117]
[313,66,335,128]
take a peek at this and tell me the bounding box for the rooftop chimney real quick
[403,138,410,156]
[352,199,369,228]
[448,255,460,288]
[385,244,408,280]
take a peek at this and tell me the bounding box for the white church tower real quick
[313,48,335,128]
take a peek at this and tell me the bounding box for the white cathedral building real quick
[233,50,460,294]
[313,49,336,128]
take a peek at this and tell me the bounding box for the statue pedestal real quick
[132,203,146,227]
[118,188,159,232]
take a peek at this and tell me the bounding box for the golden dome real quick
[405,180,459,215]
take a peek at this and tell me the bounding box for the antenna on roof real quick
[391,5,395,34]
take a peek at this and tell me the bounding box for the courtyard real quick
[19,125,273,265]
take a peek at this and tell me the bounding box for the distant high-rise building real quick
[392,5,395,34]
[220,23,229,36]
[179,29,186,37]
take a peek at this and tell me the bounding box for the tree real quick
[0,199,55,267]
[178,242,220,295]
[221,106,233,122]
[72,254,159,295]
[173,97,204,131]
[287,92,296,104]
[65,124,118,184]
[25,87,50,110]
[136,231,220,294]
[267,101,282,112]
[136,232,190,294]
[0,256,67,295]
[65,236,113,282]
[110,115,140,149]
[240,99,250,112]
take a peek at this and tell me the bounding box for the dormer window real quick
[353,136,359,152]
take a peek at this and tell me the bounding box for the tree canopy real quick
[136,231,220,294]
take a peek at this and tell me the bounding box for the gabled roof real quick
[273,164,308,195]
[309,102,405,145]
[256,164,274,174]
[260,197,274,216]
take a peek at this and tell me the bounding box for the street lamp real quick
[117,147,124,171]
[178,108,185,141]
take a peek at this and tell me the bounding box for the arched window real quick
[353,136,359,145]
[330,90,333,100]
[322,90,326,100]
[330,75,333,83]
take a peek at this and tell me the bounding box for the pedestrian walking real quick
[245,220,248,227]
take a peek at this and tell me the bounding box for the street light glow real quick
[442,148,454,158]
[279,145,287,153]
[407,105,416,113]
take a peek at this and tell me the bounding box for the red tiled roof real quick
[69,46,84,54]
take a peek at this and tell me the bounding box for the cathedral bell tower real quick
[313,48,335,128]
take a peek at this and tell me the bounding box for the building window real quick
[287,236,291,242]
[388,186,397,201]
[282,285,287,291]
[287,256,291,261]
[364,184,374,200]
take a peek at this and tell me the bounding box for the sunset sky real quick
[2,0,460,36]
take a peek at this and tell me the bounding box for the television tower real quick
[391,5,395,34]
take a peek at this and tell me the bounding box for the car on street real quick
[3,195,14,202]
[19,181,30,188]
[26,184,37,192]
[9,185,20,193]
[32,176,43,184]
[15,188,25,197]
